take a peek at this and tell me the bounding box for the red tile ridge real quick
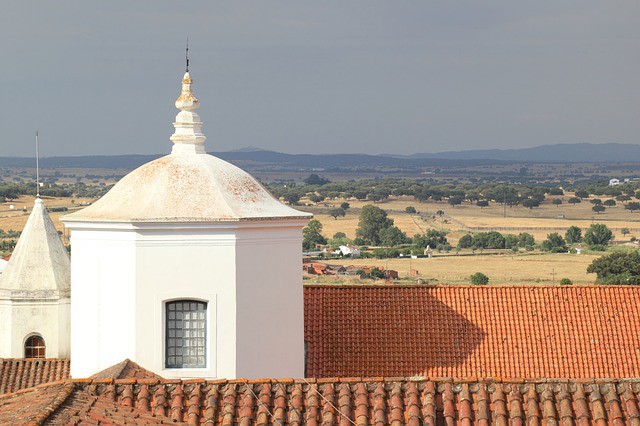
[113,378,137,385]
[182,378,207,384]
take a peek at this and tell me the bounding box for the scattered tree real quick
[522,198,540,209]
[575,190,590,199]
[304,174,329,185]
[457,234,473,248]
[603,199,616,207]
[565,226,582,244]
[592,205,606,214]
[504,234,519,250]
[405,206,417,214]
[340,202,350,211]
[308,194,325,204]
[625,202,640,212]
[587,251,640,284]
[328,208,346,220]
[552,198,563,207]
[302,220,327,251]
[476,200,489,208]
[559,278,573,285]
[379,226,409,247]
[413,230,449,250]
[584,223,613,247]
[356,205,394,245]
[518,233,535,248]
[447,196,464,208]
[589,199,603,205]
[540,233,568,253]
[470,272,489,285]
[283,192,301,205]
[329,232,351,247]
[568,197,582,205]
[621,228,631,237]
[367,193,382,203]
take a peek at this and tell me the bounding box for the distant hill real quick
[0,150,502,170]
[1,143,638,171]
[395,143,640,163]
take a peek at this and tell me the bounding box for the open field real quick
[0,195,95,243]
[1,192,636,286]
[304,194,640,245]
[319,252,601,285]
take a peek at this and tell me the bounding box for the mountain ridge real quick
[1,143,639,170]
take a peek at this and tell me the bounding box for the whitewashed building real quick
[339,245,361,257]
[0,198,71,358]
[62,67,311,379]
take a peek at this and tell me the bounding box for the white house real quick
[609,178,620,186]
[62,67,311,380]
[339,244,361,257]
[0,198,70,358]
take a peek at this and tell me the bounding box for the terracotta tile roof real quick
[304,285,640,379]
[90,358,163,381]
[2,377,640,425]
[0,358,70,395]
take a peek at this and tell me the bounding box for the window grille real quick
[25,335,46,358]
[166,300,207,368]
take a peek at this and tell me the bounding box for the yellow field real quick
[308,195,640,244]
[0,196,95,242]
[321,252,600,285]
[1,192,635,285]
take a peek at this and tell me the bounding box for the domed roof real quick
[63,153,310,223]
[63,70,311,224]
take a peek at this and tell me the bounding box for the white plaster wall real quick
[68,228,136,378]
[57,299,71,358]
[135,226,237,379]
[235,223,305,378]
[66,219,306,380]
[0,300,69,358]
[0,302,11,357]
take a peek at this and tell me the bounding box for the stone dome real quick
[62,153,310,223]
[63,70,311,224]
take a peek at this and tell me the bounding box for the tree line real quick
[268,174,640,212]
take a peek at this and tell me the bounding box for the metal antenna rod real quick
[185,38,189,72]
[35,130,40,198]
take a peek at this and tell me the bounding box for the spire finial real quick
[170,45,206,154]
[35,130,40,199]
[185,38,189,73]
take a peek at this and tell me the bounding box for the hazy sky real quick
[1,1,639,157]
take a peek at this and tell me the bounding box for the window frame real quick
[24,334,46,358]
[157,291,216,379]
[164,299,208,369]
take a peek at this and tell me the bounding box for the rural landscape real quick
[3,149,640,286]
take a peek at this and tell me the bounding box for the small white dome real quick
[63,153,310,223]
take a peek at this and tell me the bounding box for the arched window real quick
[25,335,46,358]
[166,300,207,368]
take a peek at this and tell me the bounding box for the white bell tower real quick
[63,56,311,379]
[0,198,71,358]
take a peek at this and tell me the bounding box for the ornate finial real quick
[35,130,40,198]
[170,46,206,155]
[185,38,189,73]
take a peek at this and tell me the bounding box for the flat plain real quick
[301,193,640,285]
[2,191,638,284]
